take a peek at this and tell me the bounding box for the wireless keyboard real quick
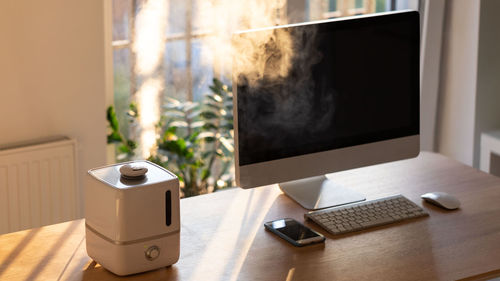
[304,195,428,235]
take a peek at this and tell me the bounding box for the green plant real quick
[107,78,234,197]
[200,78,234,191]
[149,99,206,197]
[106,103,138,160]
[149,78,234,197]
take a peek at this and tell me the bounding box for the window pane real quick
[395,0,419,10]
[167,0,186,36]
[112,0,131,41]
[192,0,211,33]
[309,0,417,20]
[113,48,132,137]
[329,0,337,11]
[164,41,188,102]
[191,39,214,101]
[375,0,388,12]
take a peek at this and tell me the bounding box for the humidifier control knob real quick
[120,164,148,179]
[145,245,160,261]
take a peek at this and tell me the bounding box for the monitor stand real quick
[279,175,366,210]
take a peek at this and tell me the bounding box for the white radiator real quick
[0,137,79,234]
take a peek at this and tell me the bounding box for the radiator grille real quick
[0,138,78,234]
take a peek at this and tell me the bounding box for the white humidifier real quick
[85,160,180,276]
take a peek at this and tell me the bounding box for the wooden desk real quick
[2,152,500,281]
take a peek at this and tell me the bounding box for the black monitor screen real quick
[235,11,420,166]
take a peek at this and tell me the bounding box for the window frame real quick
[105,0,432,162]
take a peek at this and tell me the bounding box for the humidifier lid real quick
[88,160,176,189]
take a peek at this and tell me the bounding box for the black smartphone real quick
[264,218,325,247]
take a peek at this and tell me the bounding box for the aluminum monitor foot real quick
[279,175,366,210]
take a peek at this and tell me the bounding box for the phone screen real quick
[267,219,320,241]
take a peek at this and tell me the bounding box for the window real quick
[111,0,419,160]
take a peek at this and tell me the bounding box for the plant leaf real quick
[198,131,216,139]
[202,101,221,110]
[191,121,206,128]
[201,168,211,181]
[202,123,218,131]
[206,94,223,103]
[126,139,137,149]
[200,111,218,120]
[169,121,188,128]
[219,137,234,153]
[106,106,120,131]
[183,102,199,112]
[117,144,131,153]
[163,110,185,119]
[107,131,122,143]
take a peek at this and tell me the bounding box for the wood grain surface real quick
[1,152,500,281]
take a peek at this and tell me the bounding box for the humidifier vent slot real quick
[165,190,171,226]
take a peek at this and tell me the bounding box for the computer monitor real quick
[232,10,420,210]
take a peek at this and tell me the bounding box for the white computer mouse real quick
[421,192,460,210]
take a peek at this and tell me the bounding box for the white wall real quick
[420,0,445,151]
[0,1,107,216]
[473,0,500,168]
[435,0,480,166]
[435,0,500,168]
